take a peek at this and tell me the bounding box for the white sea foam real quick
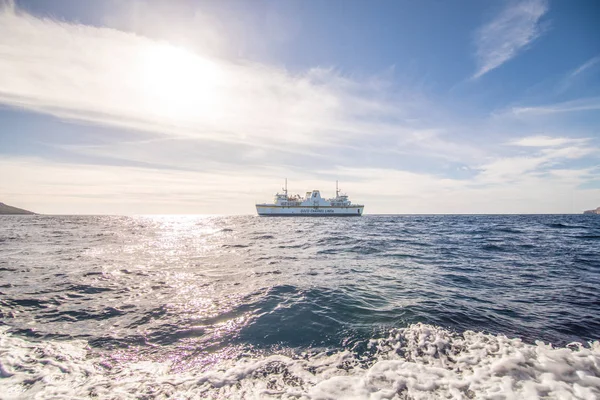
[1,324,599,399]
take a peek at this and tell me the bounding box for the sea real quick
[1,214,599,399]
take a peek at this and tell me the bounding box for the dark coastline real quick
[0,202,35,215]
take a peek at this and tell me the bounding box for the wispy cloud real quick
[473,0,548,79]
[509,97,600,116]
[476,136,597,185]
[555,55,600,93]
[570,55,600,78]
[509,135,589,147]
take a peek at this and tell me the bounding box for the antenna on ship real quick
[283,178,288,197]
[336,180,339,198]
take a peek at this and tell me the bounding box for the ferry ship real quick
[256,180,364,216]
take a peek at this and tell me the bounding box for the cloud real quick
[4,156,598,215]
[570,55,600,78]
[0,2,477,177]
[473,0,548,79]
[475,136,597,185]
[3,128,597,215]
[0,156,294,214]
[0,4,408,153]
[0,2,495,175]
[509,97,600,116]
[555,55,600,94]
[509,135,589,147]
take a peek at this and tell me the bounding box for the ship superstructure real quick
[256,180,364,216]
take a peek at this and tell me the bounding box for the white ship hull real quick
[256,206,364,216]
[256,181,364,216]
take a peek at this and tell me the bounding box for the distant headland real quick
[0,202,36,215]
[583,207,600,215]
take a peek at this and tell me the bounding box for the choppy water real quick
[1,214,599,399]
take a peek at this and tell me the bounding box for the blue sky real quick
[0,0,599,214]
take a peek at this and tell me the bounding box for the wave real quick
[545,223,588,229]
[1,324,598,399]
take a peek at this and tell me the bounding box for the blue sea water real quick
[0,214,599,398]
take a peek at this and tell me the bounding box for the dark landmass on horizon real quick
[0,202,36,215]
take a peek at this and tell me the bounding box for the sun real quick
[138,43,223,122]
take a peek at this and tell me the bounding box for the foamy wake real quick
[1,324,599,399]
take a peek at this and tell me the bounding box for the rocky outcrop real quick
[0,202,35,215]
[583,207,600,215]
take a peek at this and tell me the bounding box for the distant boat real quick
[583,207,600,215]
[256,180,364,216]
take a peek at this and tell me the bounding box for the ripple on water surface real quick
[0,214,599,398]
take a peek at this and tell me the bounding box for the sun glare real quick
[138,43,224,121]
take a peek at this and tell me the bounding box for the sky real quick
[0,0,599,214]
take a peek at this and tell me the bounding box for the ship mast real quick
[283,178,288,197]
[336,180,339,198]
